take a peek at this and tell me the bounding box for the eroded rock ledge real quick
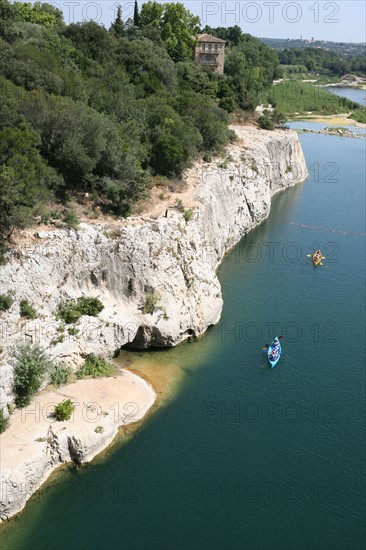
[0,126,308,408]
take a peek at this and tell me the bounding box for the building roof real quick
[197,33,226,44]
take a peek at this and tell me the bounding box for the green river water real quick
[1,127,365,549]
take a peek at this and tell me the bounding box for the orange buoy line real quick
[285,221,366,237]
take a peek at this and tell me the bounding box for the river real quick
[1,116,365,548]
[324,86,366,107]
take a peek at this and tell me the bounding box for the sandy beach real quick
[0,369,156,521]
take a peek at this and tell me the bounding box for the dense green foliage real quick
[57,296,104,324]
[203,25,282,109]
[264,81,365,117]
[350,109,366,124]
[76,354,116,379]
[12,342,51,407]
[50,362,71,386]
[278,47,366,77]
[54,399,74,421]
[0,0,282,255]
[0,408,9,433]
[140,1,200,61]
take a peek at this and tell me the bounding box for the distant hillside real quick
[260,37,366,58]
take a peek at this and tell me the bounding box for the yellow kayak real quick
[310,250,325,266]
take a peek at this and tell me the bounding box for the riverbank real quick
[0,126,308,522]
[319,80,366,90]
[0,368,156,521]
[289,113,366,128]
[296,126,365,138]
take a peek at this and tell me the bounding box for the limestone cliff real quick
[0,127,308,407]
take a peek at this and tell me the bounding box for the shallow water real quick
[287,120,366,135]
[1,132,365,550]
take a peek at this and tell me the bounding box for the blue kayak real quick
[268,337,282,368]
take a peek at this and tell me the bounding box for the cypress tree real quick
[172,38,186,62]
[111,5,124,36]
[133,0,140,27]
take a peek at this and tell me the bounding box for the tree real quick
[110,5,124,37]
[140,0,164,27]
[272,109,287,125]
[13,2,61,27]
[133,0,140,27]
[172,38,186,62]
[0,125,51,239]
[140,2,200,60]
[12,342,51,407]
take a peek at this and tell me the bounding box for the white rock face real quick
[0,127,308,408]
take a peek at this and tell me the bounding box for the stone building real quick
[194,33,226,74]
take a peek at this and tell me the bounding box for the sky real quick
[43,1,366,43]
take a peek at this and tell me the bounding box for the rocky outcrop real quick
[0,372,156,522]
[0,126,308,408]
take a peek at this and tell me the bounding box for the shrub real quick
[19,299,37,319]
[142,292,160,315]
[51,334,65,345]
[258,116,275,130]
[63,209,79,230]
[218,96,236,113]
[0,408,9,434]
[0,293,14,312]
[124,279,134,298]
[76,354,115,379]
[57,296,104,324]
[183,209,193,222]
[95,425,104,434]
[12,342,51,407]
[50,362,71,386]
[54,399,74,421]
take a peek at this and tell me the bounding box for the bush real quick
[50,362,71,386]
[54,399,74,421]
[63,209,79,230]
[0,408,9,434]
[142,292,160,315]
[12,342,51,407]
[218,96,236,113]
[183,209,193,222]
[76,354,115,379]
[19,299,37,319]
[258,116,275,130]
[57,296,104,324]
[0,293,14,312]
